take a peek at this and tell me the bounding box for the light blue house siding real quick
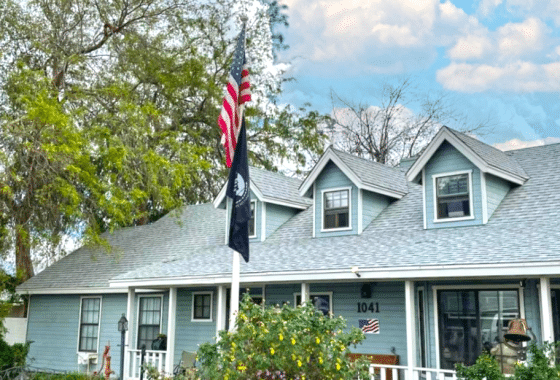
[422,279,542,369]
[425,141,483,229]
[249,190,261,242]
[98,294,128,375]
[173,288,217,365]
[485,173,511,219]
[265,203,298,239]
[27,295,82,372]
[314,161,359,237]
[362,190,391,230]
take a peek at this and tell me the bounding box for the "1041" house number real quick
[357,302,380,313]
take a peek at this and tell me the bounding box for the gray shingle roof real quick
[331,148,409,195]
[18,143,560,291]
[250,167,311,207]
[446,127,529,180]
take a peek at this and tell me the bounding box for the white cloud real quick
[478,0,503,16]
[480,0,560,26]
[494,137,560,150]
[448,34,493,60]
[437,61,560,92]
[497,18,547,57]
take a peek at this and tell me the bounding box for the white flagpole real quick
[229,250,241,331]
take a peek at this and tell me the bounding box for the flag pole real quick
[228,14,248,332]
[229,249,241,331]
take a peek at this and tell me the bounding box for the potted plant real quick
[151,333,167,351]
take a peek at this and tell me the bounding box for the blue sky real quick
[277,0,560,148]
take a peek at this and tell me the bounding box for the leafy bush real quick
[0,338,15,371]
[29,372,104,380]
[197,294,370,380]
[457,343,560,380]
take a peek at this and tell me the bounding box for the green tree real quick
[0,0,326,279]
[197,294,370,380]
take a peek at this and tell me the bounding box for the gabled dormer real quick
[406,127,529,229]
[214,167,311,242]
[299,147,408,237]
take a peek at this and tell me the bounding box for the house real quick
[17,126,560,379]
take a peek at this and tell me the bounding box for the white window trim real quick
[432,284,525,370]
[321,187,352,232]
[432,170,474,223]
[192,291,213,322]
[293,291,333,315]
[136,294,164,349]
[77,296,103,354]
[249,200,257,239]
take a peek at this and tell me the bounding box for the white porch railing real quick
[126,349,166,380]
[370,364,457,380]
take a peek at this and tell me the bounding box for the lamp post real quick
[118,314,128,380]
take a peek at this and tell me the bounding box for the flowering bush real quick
[197,294,369,380]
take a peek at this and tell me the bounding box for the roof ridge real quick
[445,126,510,156]
[250,166,303,183]
[504,141,560,153]
[331,147,403,173]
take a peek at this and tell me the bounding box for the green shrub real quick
[512,343,560,380]
[0,338,15,371]
[456,354,506,380]
[197,294,370,380]
[29,372,104,380]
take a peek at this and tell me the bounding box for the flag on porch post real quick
[226,119,250,262]
[218,21,251,168]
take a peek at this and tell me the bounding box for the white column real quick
[405,281,416,380]
[165,287,177,375]
[301,283,310,306]
[539,277,554,343]
[216,285,228,337]
[229,252,241,331]
[124,287,135,380]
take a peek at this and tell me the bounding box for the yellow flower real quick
[319,357,323,364]
[237,365,247,372]
[279,333,284,341]
[297,360,302,367]
[231,342,236,348]
[291,337,296,345]
[315,337,320,344]
[270,347,275,355]
[292,354,296,361]
[336,363,341,371]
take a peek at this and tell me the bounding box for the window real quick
[137,296,162,349]
[437,289,519,370]
[79,297,101,352]
[434,172,472,221]
[323,189,350,229]
[249,201,256,238]
[295,293,332,316]
[192,292,213,321]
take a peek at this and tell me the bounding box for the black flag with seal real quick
[226,119,250,262]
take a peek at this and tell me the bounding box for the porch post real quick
[539,277,554,343]
[405,281,417,380]
[301,283,310,306]
[216,285,228,338]
[166,287,177,375]
[124,287,135,380]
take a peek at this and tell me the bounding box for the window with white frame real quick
[137,296,162,349]
[249,201,256,238]
[295,293,332,316]
[192,292,213,321]
[79,297,101,352]
[323,189,350,229]
[434,172,472,220]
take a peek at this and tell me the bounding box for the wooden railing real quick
[126,349,166,380]
[370,364,457,380]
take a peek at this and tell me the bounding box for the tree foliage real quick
[197,294,370,380]
[0,0,326,278]
[328,78,491,166]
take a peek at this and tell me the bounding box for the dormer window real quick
[249,200,256,238]
[434,171,473,221]
[323,188,351,230]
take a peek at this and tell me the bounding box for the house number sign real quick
[357,302,380,313]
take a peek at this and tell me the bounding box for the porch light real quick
[351,266,361,277]
[118,314,128,332]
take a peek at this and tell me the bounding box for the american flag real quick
[359,319,380,334]
[218,22,251,168]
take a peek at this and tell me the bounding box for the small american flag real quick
[359,319,380,334]
[218,22,251,168]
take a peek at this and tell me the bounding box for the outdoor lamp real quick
[118,314,128,332]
